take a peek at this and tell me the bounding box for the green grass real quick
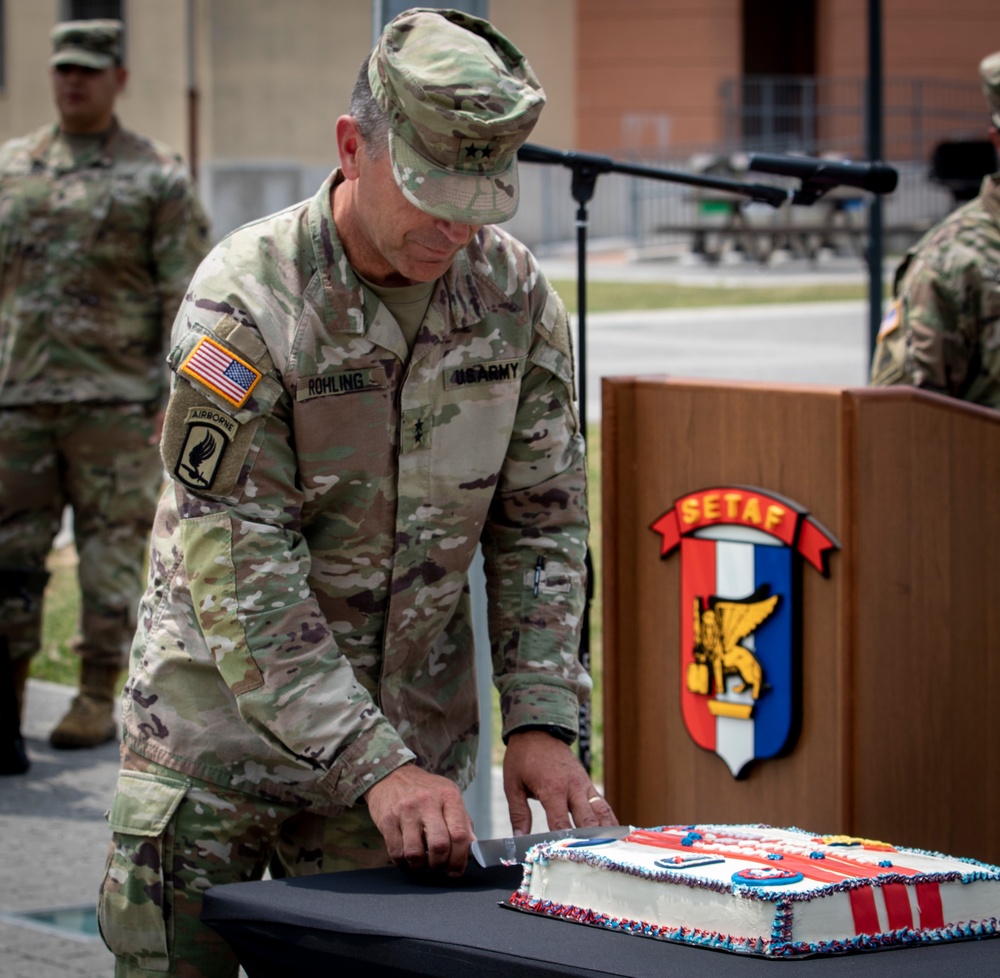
[549,278,881,316]
[30,544,82,686]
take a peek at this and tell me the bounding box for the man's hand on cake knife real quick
[364,763,476,877]
[503,729,620,835]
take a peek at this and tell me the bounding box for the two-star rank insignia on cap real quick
[458,139,495,165]
[180,336,262,409]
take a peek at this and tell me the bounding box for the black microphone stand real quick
[517,144,789,774]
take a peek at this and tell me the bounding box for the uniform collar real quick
[30,117,121,172]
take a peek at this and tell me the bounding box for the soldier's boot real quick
[49,662,119,749]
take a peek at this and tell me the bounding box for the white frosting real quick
[534,859,777,937]
[516,824,1000,956]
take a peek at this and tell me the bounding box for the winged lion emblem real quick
[688,586,780,703]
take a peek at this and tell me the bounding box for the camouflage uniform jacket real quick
[122,170,591,815]
[0,119,209,405]
[870,172,1000,408]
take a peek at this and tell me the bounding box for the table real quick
[201,865,1000,977]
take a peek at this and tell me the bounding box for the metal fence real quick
[506,75,991,258]
[507,150,959,260]
[201,75,991,261]
[721,75,988,161]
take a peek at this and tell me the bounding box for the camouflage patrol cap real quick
[368,7,545,224]
[981,52,1000,129]
[50,19,123,70]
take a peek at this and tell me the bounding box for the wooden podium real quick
[601,377,1000,864]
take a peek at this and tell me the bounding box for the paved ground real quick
[0,247,880,976]
[0,680,121,976]
[0,680,535,978]
[538,243,881,418]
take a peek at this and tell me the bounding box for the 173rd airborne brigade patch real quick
[174,406,239,491]
[651,486,839,778]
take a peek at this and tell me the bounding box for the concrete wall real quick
[818,0,1000,80]
[576,0,742,154]
[0,1,190,155]
[118,2,189,155]
[815,0,1000,158]
[577,0,1000,157]
[199,1,576,239]
[3,1,994,245]
[199,0,368,168]
[0,1,576,240]
[0,2,58,138]
[491,0,577,152]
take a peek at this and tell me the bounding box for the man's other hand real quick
[364,764,475,877]
[503,729,619,836]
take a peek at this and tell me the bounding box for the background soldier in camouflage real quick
[0,19,209,771]
[101,9,616,977]
[870,50,1000,407]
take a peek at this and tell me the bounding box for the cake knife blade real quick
[470,824,631,868]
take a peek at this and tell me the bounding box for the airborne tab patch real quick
[180,336,262,409]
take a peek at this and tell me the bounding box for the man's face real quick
[50,63,126,134]
[336,123,482,287]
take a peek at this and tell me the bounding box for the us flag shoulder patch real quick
[180,336,262,409]
[877,299,902,339]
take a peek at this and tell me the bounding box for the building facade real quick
[0,1,996,244]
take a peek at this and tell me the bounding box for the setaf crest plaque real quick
[651,486,839,778]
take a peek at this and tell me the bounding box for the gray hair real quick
[349,57,390,158]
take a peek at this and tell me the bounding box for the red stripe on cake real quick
[882,882,914,931]
[625,830,911,885]
[849,886,881,935]
[916,882,945,929]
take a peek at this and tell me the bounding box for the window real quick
[739,0,817,151]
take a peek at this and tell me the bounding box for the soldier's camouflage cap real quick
[50,19,122,70]
[980,50,1000,129]
[368,7,545,224]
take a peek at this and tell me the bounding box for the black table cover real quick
[201,864,1000,978]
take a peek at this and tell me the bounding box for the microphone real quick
[747,153,898,196]
[517,144,614,170]
[517,143,570,165]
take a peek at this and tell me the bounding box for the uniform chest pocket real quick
[28,171,115,255]
[429,360,524,490]
[0,175,62,256]
[101,178,154,247]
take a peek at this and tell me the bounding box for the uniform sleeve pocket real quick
[180,510,265,696]
[98,771,189,972]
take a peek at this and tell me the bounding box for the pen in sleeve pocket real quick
[533,555,544,597]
